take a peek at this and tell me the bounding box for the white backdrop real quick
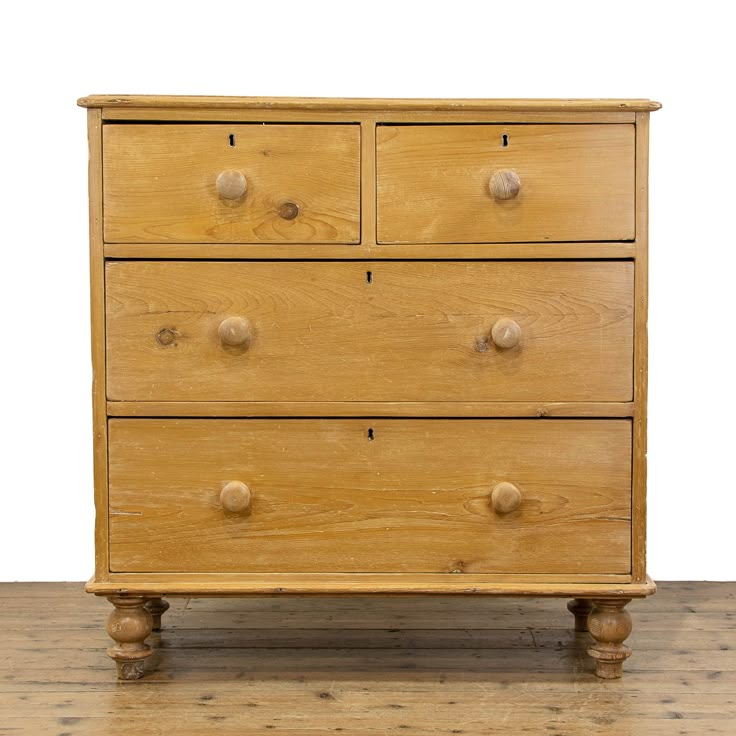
[1,1,733,581]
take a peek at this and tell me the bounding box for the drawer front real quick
[106,261,633,403]
[377,124,634,243]
[103,124,360,243]
[109,419,632,574]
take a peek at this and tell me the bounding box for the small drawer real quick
[103,124,360,243]
[105,260,634,403]
[376,124,635,243]
[108,418,632,575]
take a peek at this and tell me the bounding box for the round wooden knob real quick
[220,481,252,514]
[216,170,247,200]
[491,318,522,349]
[218,316,251,348]
[491,482,522,514]
[489,169,521,200]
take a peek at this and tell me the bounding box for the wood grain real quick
[105,400,635,418]
[89,573,643,595]
[105,260,634,403]
[632,112,650,582]
[100,108,640,123]
[77,94,662,111]
[103,240,638,259]
[42,579,736,601]
[86,108,108,581]
[377,124,635,243]
[103,124,360,243]
[361,117,378,245]
[0,581,730,736]
[107,418,632,575]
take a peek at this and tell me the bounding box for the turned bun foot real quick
[145,597,171,632]
[587,598,633,679]
[567,598,594,633]
[106,596,154,680]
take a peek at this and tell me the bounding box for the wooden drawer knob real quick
[491,318,522,349]
[491,482,522,514]
[220,481,252,514]
[218,316,251,348]
[216,170,247,200]
[489,169,521,200]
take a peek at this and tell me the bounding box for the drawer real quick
[108,419,632,574]
[106,260,634,403]
[377,124,635,243]
[103,124,360,243]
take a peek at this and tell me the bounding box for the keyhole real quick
[366,271,373,284]
[502,133,509,147]
[229,134,236,147]
[367,428,375,441]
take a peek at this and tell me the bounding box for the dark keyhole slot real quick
[502,133,509,147]
[367,428,375,441]
[366,271,373,284]
[229,134,236,147]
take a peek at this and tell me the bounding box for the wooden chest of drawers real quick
[79,95,659,680]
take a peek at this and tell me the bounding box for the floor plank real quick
[0,581,734,734]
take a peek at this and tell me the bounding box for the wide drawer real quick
[103,124,360,243]
[376,124,635,243]
[105,261,634,403]
[108,419,632,574]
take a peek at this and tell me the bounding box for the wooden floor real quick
[1,582,734,735]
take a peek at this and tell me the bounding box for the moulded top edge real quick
[77,95,662,112]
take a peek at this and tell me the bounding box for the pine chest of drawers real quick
[79,95,660,680]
